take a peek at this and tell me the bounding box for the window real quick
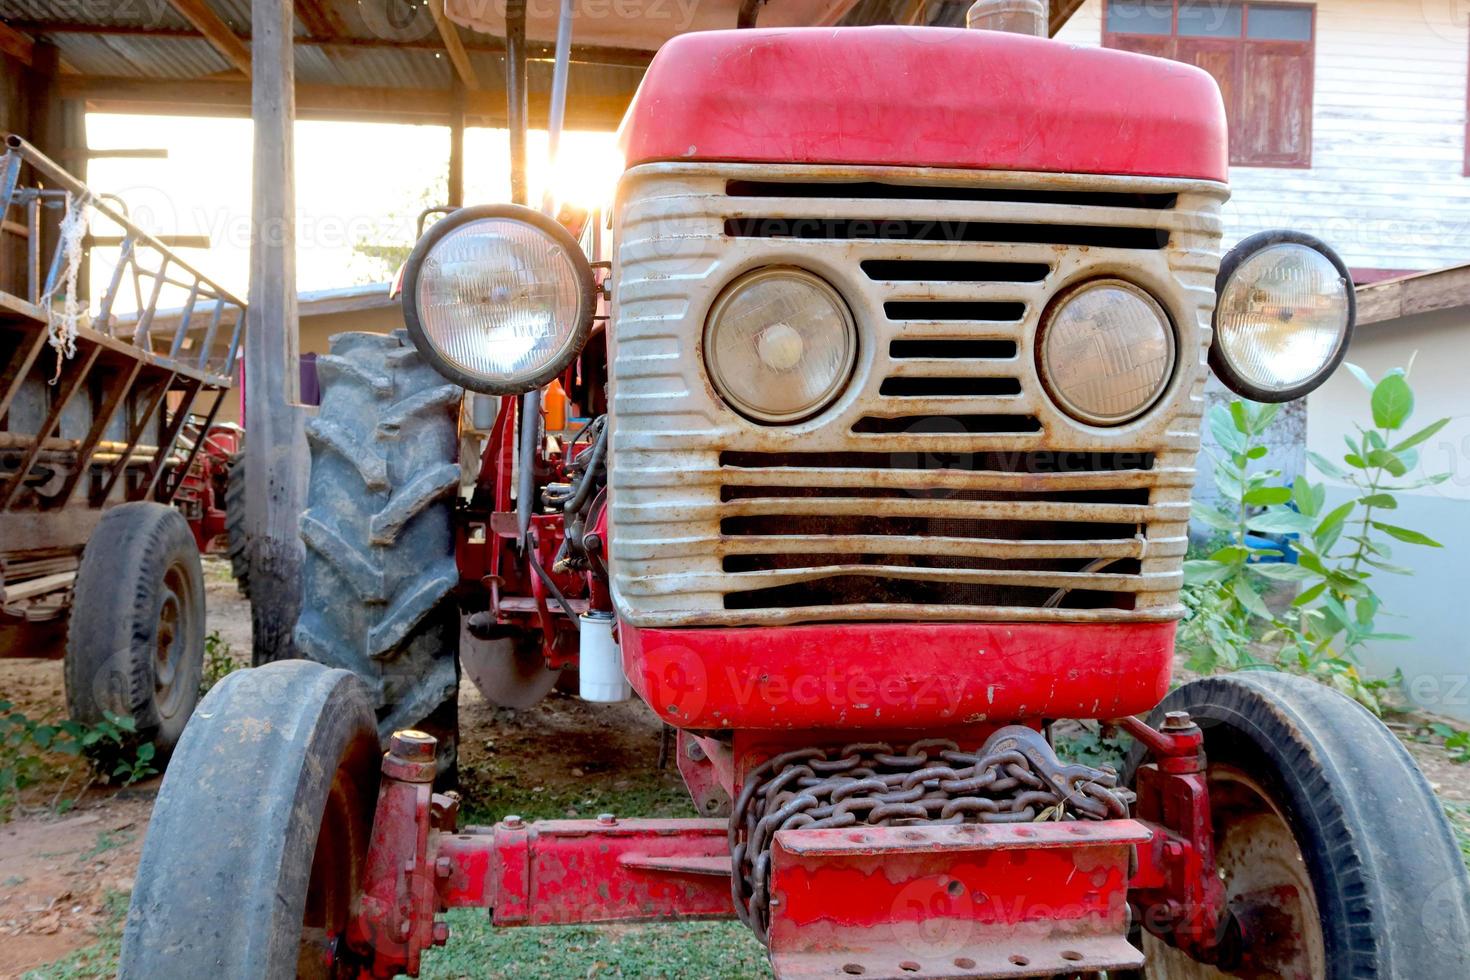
[1104,0,1315,168]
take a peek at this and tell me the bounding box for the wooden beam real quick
[165,0,252,76]
[1355,263,1470,326]
[292,0,347,39]
[1049,0,1088,36]
[429,0,480,90]
[0,19,35,66]
[57,75,636,129]
[244,0,306,663]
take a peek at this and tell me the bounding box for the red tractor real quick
[120,20,1470,980]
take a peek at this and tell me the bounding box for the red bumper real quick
[621,621,1175,731]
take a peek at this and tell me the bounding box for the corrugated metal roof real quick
[52,34,233,79]
[4,0,911,116]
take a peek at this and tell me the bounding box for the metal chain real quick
[728,725,1131,943]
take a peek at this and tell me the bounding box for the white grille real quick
[608,163,1227,628]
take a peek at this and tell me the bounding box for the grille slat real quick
[609,163,1225,626]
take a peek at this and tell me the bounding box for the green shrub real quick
[1180,364,1450,713]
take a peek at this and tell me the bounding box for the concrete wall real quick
[1057,0,1470,272]
[1307,308,1470,721]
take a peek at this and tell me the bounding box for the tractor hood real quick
[619,27,1228,183]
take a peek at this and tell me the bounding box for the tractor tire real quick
[65,501,205,765]
[293,330,462,778]
[224,449,250,599]
[120,660,380,979]
[1128,672,1470,979]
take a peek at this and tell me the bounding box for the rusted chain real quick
[728,725,1130,943]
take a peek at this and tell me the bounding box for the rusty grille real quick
[608,164,1226,628]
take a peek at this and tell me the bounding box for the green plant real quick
[200,629,238,693]
[1,702,159,819]
[1181,366,1450,711]
[1181,400,1300,673]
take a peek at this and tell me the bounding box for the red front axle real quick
[344,716,1234,978]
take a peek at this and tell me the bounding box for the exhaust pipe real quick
[966,0,1048,36]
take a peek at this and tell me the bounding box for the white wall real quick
[1057,0,1470,272]
[1307,309,1470,721]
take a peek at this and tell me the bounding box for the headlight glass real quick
[704,267,857,423]
[1214,242,1351,396]
[409,211,592,393]
[1038,279,1175,426]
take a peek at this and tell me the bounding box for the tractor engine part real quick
[577,609,628,702]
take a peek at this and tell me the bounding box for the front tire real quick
[120,661,380,979]
[65,501,205,763]
[1132,672,1470,978]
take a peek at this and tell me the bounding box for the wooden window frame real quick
[1102,0,1316,169]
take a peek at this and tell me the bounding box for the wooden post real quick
[244,0,307,663]
[505,0,529,206]
[448,76,465,209]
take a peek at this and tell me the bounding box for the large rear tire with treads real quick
[293,330,462,778]
[1128,672,1470,978]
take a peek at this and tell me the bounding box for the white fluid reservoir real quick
[579,611,629,703]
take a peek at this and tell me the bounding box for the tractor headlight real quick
[402,204,595,395]
[1211,231,1355,402]
[1037,279,1175,426]
[703,267,858,424]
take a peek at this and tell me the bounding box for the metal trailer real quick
[0,134,245,759]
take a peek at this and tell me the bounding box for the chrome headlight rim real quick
[401,203,597,396]
[1210,229,1356,404]
[1036,277,1178,428]
[702,265,860,425]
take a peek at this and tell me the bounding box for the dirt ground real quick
[1,557,1469,977]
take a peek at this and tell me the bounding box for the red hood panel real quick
[619,27,1227,183]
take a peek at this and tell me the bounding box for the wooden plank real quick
[1355,263,1470,326]
[245,0,307,664]
[0,571,75,604]
[0,20,35,66]
[166,0,252,76]
[430,0,481,90]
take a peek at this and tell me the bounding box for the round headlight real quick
[704,267,857,424]
[1037,279,1176,426]
[1211,231,1354,402]
[402,204,595,395]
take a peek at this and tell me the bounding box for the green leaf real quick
[1247,509,1314,534]
[1229,400,1250,436]
[1232,578,1274,620]
[1358,493,1398,510]
[1344,453,1368,470]
[1248,562,1314,582]
[1253,402,1281,433]
[1292,477,1326,518]
[1244,486,1292,506]
[1246,445,1269,460]
[1371,373,1414,430]
[1192,502,1237,532]
[1293,581,1328,607]
[1211,405,1247,453]
[1371,522,1443,547]
[1184,560,1233,585]
[1343,362,1376,392]
[1209,545,1251,564]
[1307,451,1348,480]
[1391,417,1451,453]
